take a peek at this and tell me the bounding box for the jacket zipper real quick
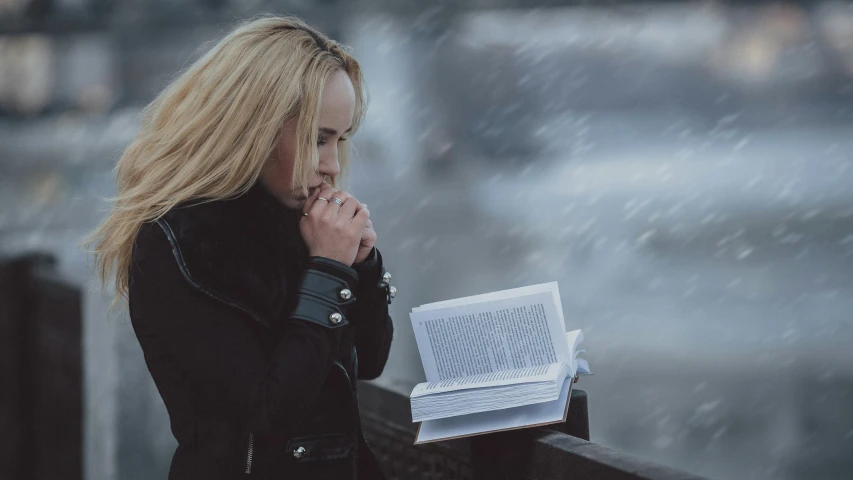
[333,361,360,474]
[244,432,254,474]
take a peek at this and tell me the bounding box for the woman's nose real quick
[319,155,341,178]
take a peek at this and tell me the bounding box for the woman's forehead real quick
[319,71,355,130]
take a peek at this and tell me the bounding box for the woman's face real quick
[260,69,356,210]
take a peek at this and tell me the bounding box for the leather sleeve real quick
[128,223,356,437]
[288,256,359,330]
[349,247,394,380]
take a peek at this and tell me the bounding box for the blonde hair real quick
[81,14,368,311]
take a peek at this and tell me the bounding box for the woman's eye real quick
[318,136,348,146]
[317,137,349,147]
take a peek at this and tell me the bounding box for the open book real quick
[408,281,591,444]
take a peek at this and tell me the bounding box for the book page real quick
[413,281,561,316]
[414,372,573,444]
[565,329,583,376]
[409,289,569,382]
[410,362,566,398]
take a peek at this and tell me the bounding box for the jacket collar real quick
[155,181,306,329]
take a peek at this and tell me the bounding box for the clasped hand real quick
[300,182,376,267]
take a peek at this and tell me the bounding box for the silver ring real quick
[330,197,343,206]
[317,197,329,202]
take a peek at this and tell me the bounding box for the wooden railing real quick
[358,381,707,480]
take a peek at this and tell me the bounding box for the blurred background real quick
[1,0,853,479]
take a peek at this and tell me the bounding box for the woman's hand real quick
[354,217,377,265]
[300,183,370,267]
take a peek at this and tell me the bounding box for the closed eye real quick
[317,137,349,146]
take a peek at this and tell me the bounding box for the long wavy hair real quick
[81,15,368,311]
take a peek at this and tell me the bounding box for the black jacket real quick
[127,180,394,479]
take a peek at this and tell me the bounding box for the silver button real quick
[329,312,343,324]
[293,446,306,458]
[380,271,392,287]
[339,288,352,300]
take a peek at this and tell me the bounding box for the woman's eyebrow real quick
[319,126,353,135]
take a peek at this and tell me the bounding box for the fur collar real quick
[155,181,307,329]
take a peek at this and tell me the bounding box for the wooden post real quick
[0,254,82,480]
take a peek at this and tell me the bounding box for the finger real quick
[323,189,349,218]
[310,184,337,216]
[310,185,334,216]
[329,190,350,207]
[345,194,364,218]
[353,205,370,226]
[357,204,369,218]
[318,183,336,200]
[361,229,376,244]
[338,193,359,220]
[302,183,325,214]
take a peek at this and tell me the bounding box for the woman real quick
[84,15,395,479]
